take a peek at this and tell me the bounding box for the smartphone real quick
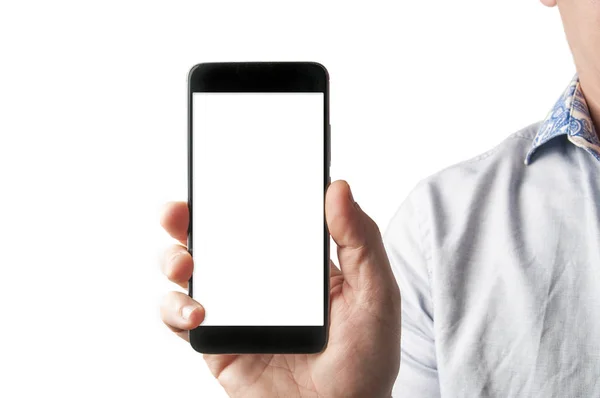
[187,62,330,354]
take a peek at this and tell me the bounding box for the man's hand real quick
[159,180,401,397]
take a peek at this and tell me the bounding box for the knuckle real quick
[162,246,189,280]
[369,217,382,236]
[164,261,178,281]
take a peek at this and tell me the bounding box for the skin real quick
[160,180,401,397]
[542,0,600,132]
[160,3,600,396]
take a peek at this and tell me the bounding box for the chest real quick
[433,192,600,397]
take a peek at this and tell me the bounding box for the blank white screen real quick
[192,92,324,326]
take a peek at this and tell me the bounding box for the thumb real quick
[325,180,394,292]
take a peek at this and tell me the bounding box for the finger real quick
[329,259,342,277]
[160,291,205,341]
[160,201,189,245]
[329,259,345,298]
[161,244,193,289]
[325,180,394,291]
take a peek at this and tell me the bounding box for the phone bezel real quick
[187,62,331,354]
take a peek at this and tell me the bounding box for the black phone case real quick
[187,62,331,354]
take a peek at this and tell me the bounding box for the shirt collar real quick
[525,74,600,165]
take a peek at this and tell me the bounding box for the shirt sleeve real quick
[383,186,441,398]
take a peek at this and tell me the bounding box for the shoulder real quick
[390,121,543,245]
[408,121,540,203]
[424,121,538,191]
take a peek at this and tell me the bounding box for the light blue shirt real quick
[385,74,600,397]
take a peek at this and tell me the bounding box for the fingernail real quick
[181,305,198,320]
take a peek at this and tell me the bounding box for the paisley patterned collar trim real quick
[525,74,600,165]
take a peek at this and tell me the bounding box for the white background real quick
[0,1,573,396]
[193,93,324,326]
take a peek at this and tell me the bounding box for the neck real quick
[579,73,600,136]
[589,97,600,137]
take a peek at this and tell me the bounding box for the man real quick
[159,0,600,396]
